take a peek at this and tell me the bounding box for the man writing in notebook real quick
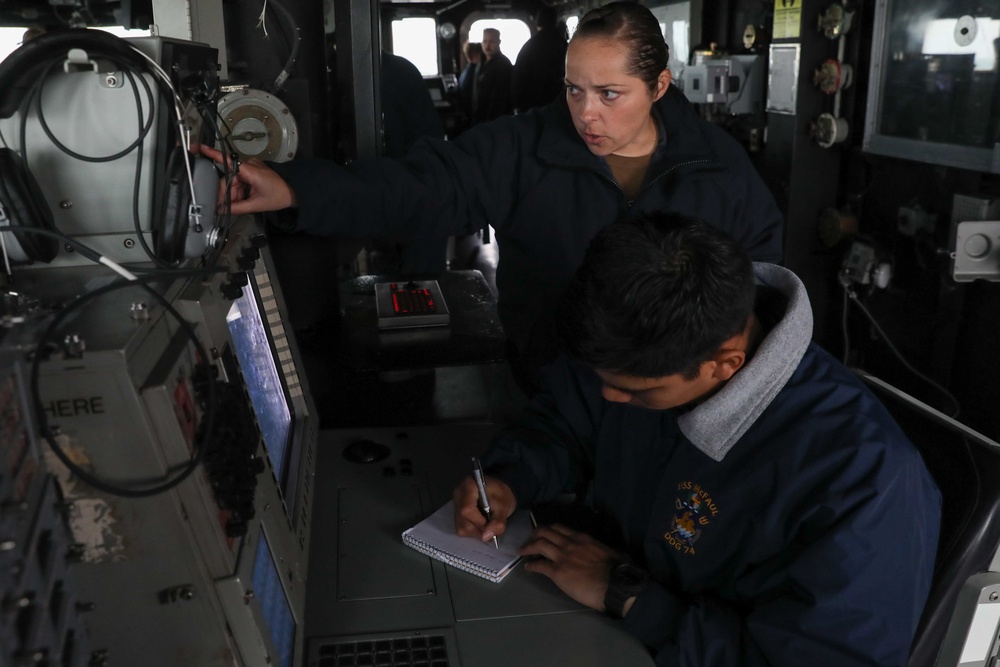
[452,212,940,665]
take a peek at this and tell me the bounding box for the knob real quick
[964,233,991,259]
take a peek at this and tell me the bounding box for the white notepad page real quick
[402,500,535,583]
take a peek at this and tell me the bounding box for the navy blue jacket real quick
[273,86,783,376]
[482,266,940,666]
[512,29,567,113]
[380,52,443,159]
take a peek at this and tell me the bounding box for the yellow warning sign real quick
[773,0,802,39]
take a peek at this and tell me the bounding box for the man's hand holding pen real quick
[471,458,500,549]
[452,473,516,546]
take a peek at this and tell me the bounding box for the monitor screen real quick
[226,282,293,485]
[253,531,295,667]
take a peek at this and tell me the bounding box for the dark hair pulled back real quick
[573,2,669,91]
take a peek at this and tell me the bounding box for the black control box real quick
[375,280,451,330]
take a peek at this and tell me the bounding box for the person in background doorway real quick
[457,40,482,123]
[473,27,513,123]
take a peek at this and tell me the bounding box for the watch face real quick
[606,562,649,619]
[614,563,646,586]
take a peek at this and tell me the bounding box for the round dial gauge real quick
[438,22,456,40]
[217,88,299,163]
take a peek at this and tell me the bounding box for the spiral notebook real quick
[402,500,535,583]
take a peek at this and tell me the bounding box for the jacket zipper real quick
[641,158,712,195]
[559,157,714,208]
[599,158,713,209]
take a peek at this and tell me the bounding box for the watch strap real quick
[604,562,649,619]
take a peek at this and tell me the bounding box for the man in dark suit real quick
[473,28,513,123]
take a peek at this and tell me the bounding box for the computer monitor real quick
[252,529,296,667]
[225,276,295,493]
[203,217,315,667]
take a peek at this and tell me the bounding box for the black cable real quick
[841,278,962,418]
[841,276,850,364]
[0,224,227,279]
[33,59,155,162]
[7,226,224,497]
[27,61,169,267]
[8,39,223,271]
[852,156,878,201]
[15,46,160,267]
[263,0,302,93]
[121,65,178,268]
[1,225,101,263]
[2,226,226,279]
[29,272,217,497]
[31,51,222,269]
[130,124,168,267]
[132,131,181,269]
[131,92,230,269]
[204,104,240,221]
[119,93,229,270]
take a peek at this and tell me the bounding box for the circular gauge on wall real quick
[217,88,299,163]
[438,22,456,40]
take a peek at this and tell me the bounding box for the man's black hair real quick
[557,212,756,379]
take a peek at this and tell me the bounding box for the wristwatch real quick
[604,561,650,619]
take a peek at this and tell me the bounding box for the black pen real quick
[471,456,500,549]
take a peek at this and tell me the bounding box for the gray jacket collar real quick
[678,263,814,461]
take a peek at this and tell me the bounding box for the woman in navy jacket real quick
[201,2,784,393]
